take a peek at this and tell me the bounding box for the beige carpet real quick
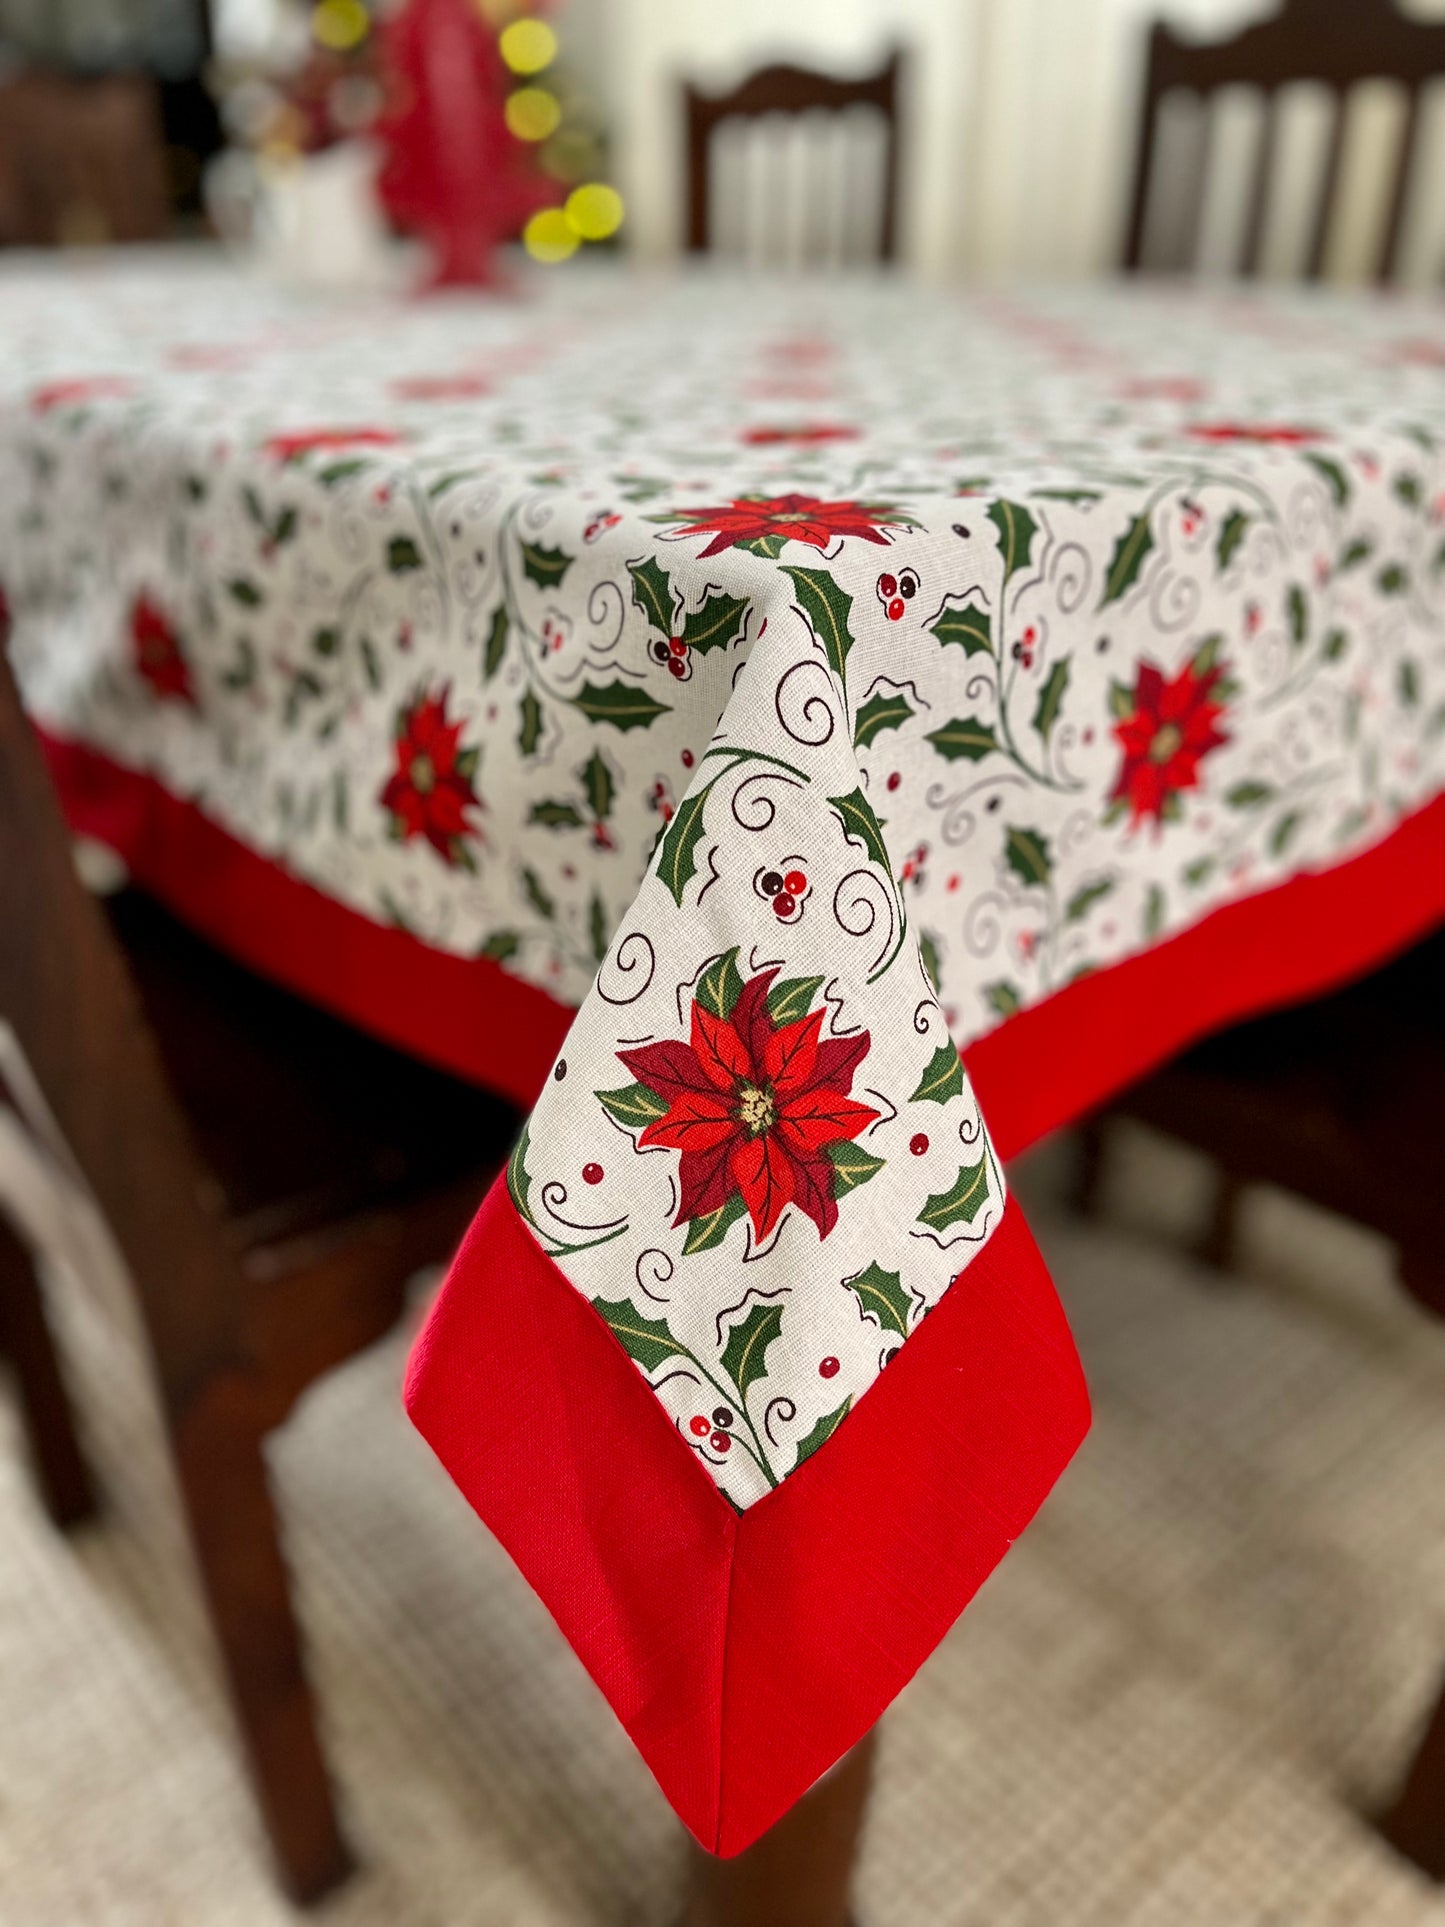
[3,1127,1445,1927]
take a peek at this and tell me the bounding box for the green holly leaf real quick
[843,1262,914,1337]
[741,532,788,559]
[793,1398,853,1470]
[1065,877,1114,923]
[1305,452,1350,508]
[983,980,1021,1017]
[521,866,554,919]
[228,577,263,607]
[479,930,520,962]
[1032,659,1070,745]
[926,716,998,762]
[518,687,543,756]
[1217,509,1250,570]
[1144,882,1166,938]
[828,787,892,873]
[589,891,609,962]
[1338,536,1373,572]
[681,585,749,655]
[317,457,368,486]
[596,1082,669,1131]
[1226,780,1274,808]
[827,1141,885,1195]
[766,975,824,1026]
[359,636,381,691]
[1399,658,1421,708]
[521,540,572,589]
[854,690,915,747]
[1100,512,1154,607]
[928,599,992,656]
[1004,825,1051,889]
[1182,856,1216,888]
[721,1301,784,1400]
[570,681,670,730]
[1395,472,1423,508]
[594,1298,689,1375]
[1322,628,1349,662]
[387,535,423,573]
[656,783,712,905]
[582,749,614,821]
[988,500,1038,583]
[484,606,508,680]
[695,946,743,1020]
[242,483,267,528]
[1377,562,1409,595]
[910,1043,965,1105]
[683,1194,746,1254]
[312,625,339,656]
[919,931,942,993]
[1286,583,1308,645]
[529,799,586,829]
[507,1124,534,1222]
[1269,810,1303,857]
[272,505,298,546]
[627,554,674,635]
[783,565,854,685]
[918,1156,992,1232]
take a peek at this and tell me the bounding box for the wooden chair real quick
[0,649,520,1902]
[1075,925,1445,1876]
[1122,0,1445,281]
[684,51,903,263]
[0,72,171,247]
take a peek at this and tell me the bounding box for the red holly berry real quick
[668,636,686,657]
[887,771,901,791]
[887,597,905,621]
[783,869,807,895]
[819,1356,840,1379]
[582,1162,603,1184]
[690,1415,710,1437]
[710,1430,731,1453]
[877,572,898,598]
[681,749,694,767]
[667,658,686,679]
[760,870,783,895]
[772,891,795,917]
[910,1133,929,1155]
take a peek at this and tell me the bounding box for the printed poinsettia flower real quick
[391,374,491,401]
[379,685,483,867]
[1107,645,1229,828]
[659,492,910,559]
[617,968,879,1244]
[31,376,134,414]
[130,594,196,706]
[740,424,860,446]
[1185,422,1323,445]
[264,427,401,461]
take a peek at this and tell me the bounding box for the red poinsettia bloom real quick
[1186,422,1323,446]
[1109,652,1229,827]
[619,969,879,1244]
[264,428,400,461]
[31,376,134,414]
[740,423,860,446]
[130,594,195,705]
[390,374,491,401]
[379,686,482,866]
[663,493,905,558]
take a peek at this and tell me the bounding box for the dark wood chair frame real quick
[684,50,903,261]
[1075,929,1445,1879]
[0,650,513,1902]
[1122,0,1445,281]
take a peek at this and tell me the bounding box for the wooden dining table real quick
[3,247,1444,1907]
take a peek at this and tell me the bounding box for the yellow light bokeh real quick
[523,208,580,264]
[499,17,557,75]
[505,87,562,143]
[565,182,624,241]
[310,0,369,52]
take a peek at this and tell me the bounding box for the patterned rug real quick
[2,1128,1444,1926]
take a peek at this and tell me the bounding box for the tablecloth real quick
[5,251,1445,1853]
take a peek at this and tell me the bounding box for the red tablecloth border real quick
[38,732,1445,1158]
[404,1177,1089,1854]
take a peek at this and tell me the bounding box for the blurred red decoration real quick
[375,0,558,287]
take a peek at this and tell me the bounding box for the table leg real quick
[1380,1669,1445,1878]
[680,1728,876,1927]
[0,1207,97,1528]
